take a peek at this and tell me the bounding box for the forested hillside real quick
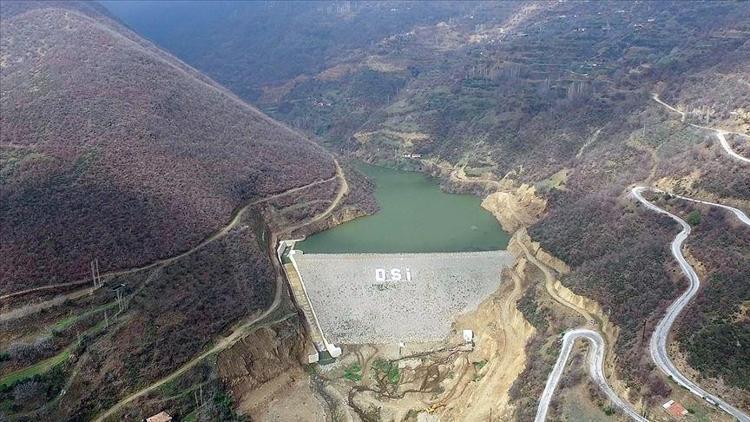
[102,1,506,101]
[0,1,335,294]
[3,0,748,419]
[0,2,371,420]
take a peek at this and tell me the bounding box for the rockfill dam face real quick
[288,250,514,345]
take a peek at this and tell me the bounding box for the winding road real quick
[527,238,645,421]
[535,329,647,422]
[651,93,750,163]
[713,131,750,164]
[535,186,750,421]
[632,186,750,422]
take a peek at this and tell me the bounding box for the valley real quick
[1,1,749,421]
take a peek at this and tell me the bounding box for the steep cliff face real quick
[481,184,547,233]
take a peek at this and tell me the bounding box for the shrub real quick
[372,358,400,385]
[13,380,44,406]
[686,210,701,226]
[7,337,55,366]
[343,363,362,382]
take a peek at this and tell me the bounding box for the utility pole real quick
[90,260,96,288]
[114,285,126,313]
[90,258,102,288]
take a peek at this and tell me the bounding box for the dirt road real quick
[92,301,290,422]
[286,159,348,233]
[651,93,749,163]
[92,159,349,421]
[0,172,340,311]
[522,240,641,421]
[713,131,750,163]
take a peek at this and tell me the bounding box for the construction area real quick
[281,246,514,346]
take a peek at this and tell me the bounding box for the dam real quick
[293,250,514,344]
[281,163,512,359]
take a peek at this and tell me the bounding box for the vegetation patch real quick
[343,363,363,382]
[372,358,400,386]
[0,349,70,388]
[686,210,701,226]
[0,365,66,414]
[53,301,117,332]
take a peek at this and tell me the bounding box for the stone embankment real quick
[293,251,515,344]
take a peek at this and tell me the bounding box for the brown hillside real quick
[0,2,335,294]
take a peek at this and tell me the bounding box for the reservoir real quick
[297,162,510,253]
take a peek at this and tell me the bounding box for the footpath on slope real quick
[93,159,350,421]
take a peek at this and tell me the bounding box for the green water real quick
[297,162,509,253]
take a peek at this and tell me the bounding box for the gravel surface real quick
[293,251,514,344]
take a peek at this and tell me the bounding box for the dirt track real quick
[651,93,750,163]
[0,174,339,305]
[90,159,350,421]
[516,233,643,421]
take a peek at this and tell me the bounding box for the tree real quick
[686,210,701,226]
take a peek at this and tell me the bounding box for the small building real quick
[146,411,172,422]
[662,400,688,418]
